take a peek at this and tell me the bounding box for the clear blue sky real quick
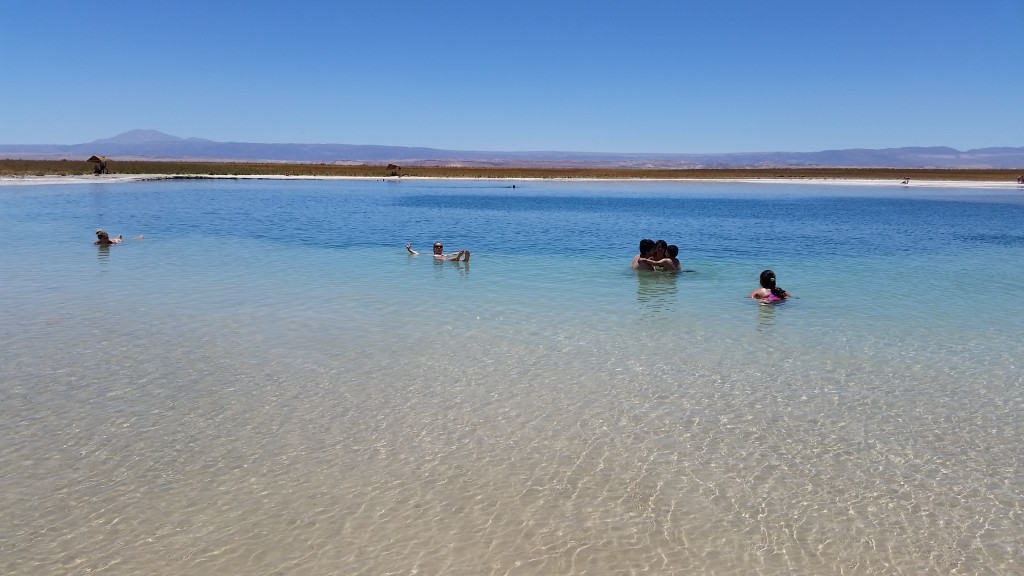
[2,1,1021,153]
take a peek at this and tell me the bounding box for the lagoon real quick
[2,178,1022,574]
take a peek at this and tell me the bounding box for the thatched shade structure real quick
[386,163,401,177]
[88,155,109,174]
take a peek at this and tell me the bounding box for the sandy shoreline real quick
[1,173,1022,189]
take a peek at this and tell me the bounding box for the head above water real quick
[667,245,679,259]
[639,238,655,256]
[433,242,444,252]
[759,269,788,299]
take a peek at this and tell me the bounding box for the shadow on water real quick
[432,258,470,279]
[635,270,679,312]
[754,299,780,332]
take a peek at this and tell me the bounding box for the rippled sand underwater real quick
[1,179,1022,574]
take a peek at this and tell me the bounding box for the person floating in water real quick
[407,242,470,262]
[94,230,123,245]
[94,229,144,245]
[749,269,792,302]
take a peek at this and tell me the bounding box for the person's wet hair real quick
[639,238,655,256]
[667,245,679,259]
[759,269,787,299]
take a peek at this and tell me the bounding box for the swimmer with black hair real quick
[631,238,656,270]
[749,269,792,302]
[94,230,122,245]
[94,229,143,245]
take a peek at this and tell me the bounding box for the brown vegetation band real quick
[0,159,1019,182]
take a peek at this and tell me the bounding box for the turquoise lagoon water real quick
[1,178,1022,575]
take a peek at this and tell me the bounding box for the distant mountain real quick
[2,130,1022,169]
[90,129,184,145]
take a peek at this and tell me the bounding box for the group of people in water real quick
[630,238,792,303]
[103,230,788,303]
[407,237,792,304]
[630,238,682,272]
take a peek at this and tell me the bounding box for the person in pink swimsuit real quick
[749,269,792,302]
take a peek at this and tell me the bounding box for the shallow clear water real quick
[2,178,1023,575]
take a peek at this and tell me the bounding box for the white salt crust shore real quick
[1,173,1022,189]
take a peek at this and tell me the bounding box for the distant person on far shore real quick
[407,242,470,262]
[749,269,792,302]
